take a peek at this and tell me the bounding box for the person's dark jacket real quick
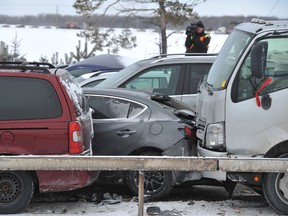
[185,31,210,53]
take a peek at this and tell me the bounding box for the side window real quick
[122,65,181,95]
[234,37,288,102]
[87,96,146,119]
[188,64,212,94]
[0,77,62,120]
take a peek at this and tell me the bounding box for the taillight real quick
[69,121,84,154]
[184,125,197,141]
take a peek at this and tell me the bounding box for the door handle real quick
[116,129,136,136]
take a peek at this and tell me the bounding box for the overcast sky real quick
[0,0,287,19]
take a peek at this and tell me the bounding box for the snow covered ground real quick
[13,184,279,216]
[0,25,228,63]
[20,199,276,216]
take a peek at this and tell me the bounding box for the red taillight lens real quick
[184,125,197,141]
[69,121,84,154]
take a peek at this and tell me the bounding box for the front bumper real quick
[197,141,228,181]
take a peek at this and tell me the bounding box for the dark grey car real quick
[84,88,196,200]
[96,53,217,107]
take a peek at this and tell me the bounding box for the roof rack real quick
[0,62,55,74]
[149,53,218,59]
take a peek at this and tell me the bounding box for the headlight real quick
[205,122,225,149]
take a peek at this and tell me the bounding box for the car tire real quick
[0,171,34,214]
[263,153,288,215]
[125,151,174,200]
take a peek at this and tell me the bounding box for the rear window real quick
[0,77,62,120]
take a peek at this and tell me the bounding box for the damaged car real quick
[84,88,197,200]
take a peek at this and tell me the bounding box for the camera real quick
[185,22,197,36]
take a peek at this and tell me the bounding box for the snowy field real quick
[0,25,228,63]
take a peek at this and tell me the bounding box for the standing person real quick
[185,20,211,53]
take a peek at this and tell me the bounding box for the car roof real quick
[235,19,288,35]
[76,70,117,82]
[66,54,138,71]
[136,53,217,66]
[79,72,117,87]
[0,61,55,74]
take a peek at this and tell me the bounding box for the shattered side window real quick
[88,95,147,119]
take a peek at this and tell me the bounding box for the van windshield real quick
[207,30,253,89]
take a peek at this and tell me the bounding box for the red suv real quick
[0,62,99,214]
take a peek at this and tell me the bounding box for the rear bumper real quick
[37,170,100,193]
[162,138,195,157]
[162,139,202,184]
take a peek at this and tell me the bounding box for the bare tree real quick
[110,0,203,54]
[73,0,137,61]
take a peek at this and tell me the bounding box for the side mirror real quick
[251,41,268,79]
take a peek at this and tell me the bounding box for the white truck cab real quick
[196,19,288,214]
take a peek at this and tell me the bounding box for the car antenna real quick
[267,0,279,17]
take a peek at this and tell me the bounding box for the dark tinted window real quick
[0,77,62,120]
[87,95,145,119]
[188,64,212,94]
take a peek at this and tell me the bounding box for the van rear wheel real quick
[0,171,34,214]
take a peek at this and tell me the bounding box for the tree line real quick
[0,14,280,31]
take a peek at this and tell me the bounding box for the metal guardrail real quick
[1,155,288,216]
[0,155,287,172]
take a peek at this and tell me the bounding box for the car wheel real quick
[126,151,174,200]
[0,171,34,214]
[263,153,288,215]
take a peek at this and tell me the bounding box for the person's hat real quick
[196,20,205,28]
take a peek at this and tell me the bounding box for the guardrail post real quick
[138,170,144,216]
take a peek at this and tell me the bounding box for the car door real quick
[87,94,150,155]
[227,37,288,155]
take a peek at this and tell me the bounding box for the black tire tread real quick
[125,151,174,200]
[0,171,34,214]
